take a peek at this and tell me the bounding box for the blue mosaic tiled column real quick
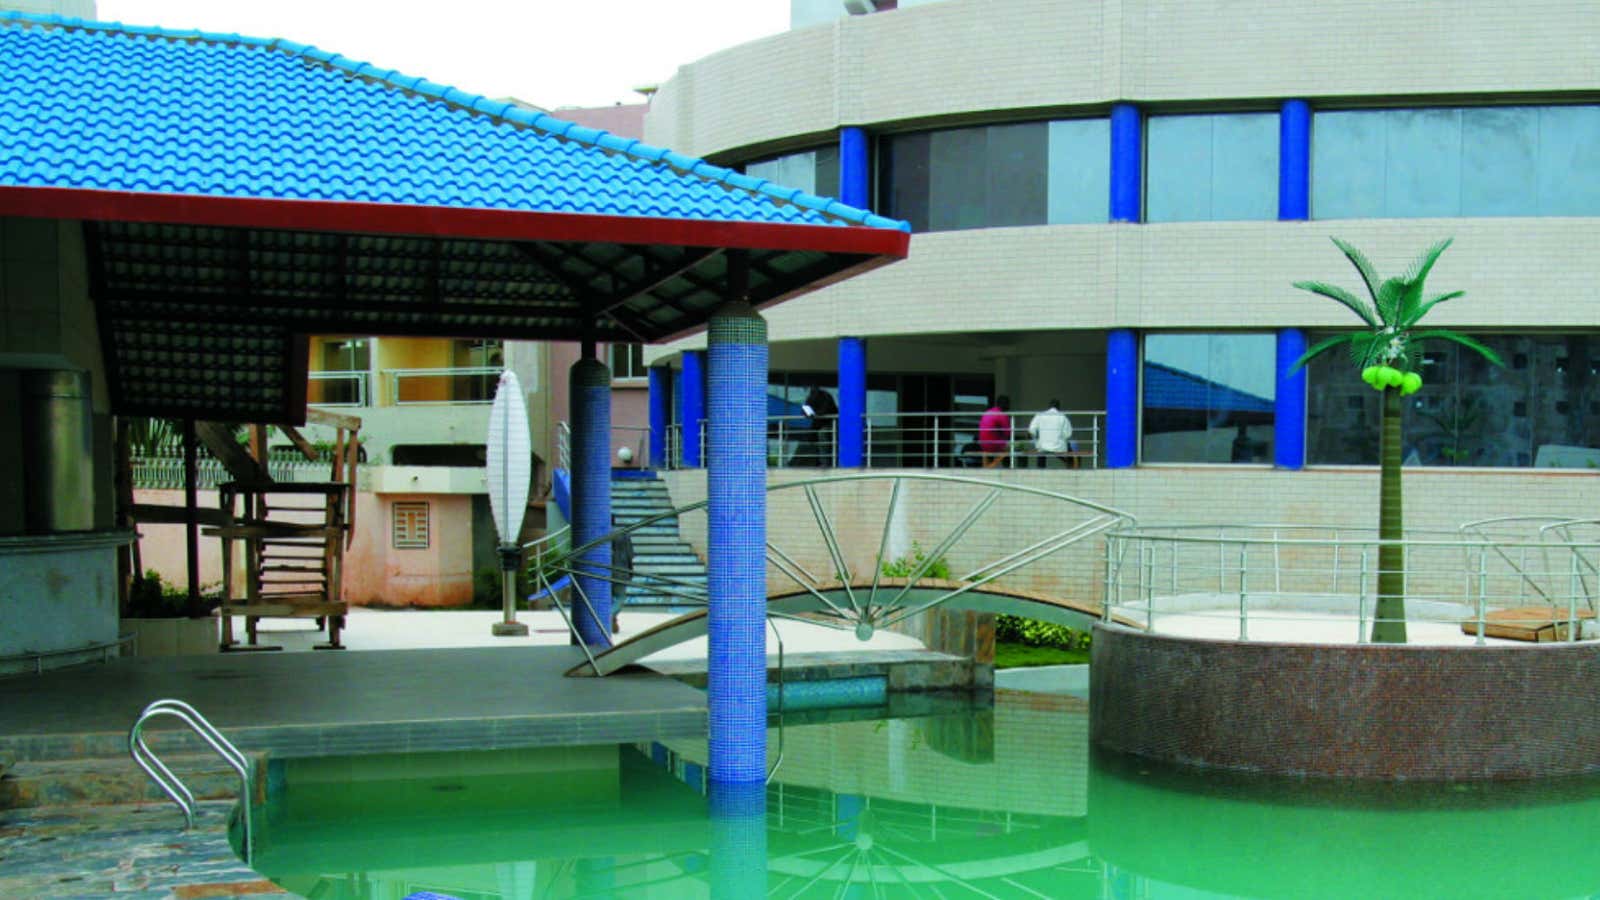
[707,301,768,785]
[681,350,707,468]
[709,780,767,899]
[1110,103,1142,223]
[1275,328,1307,469]
[1278,99,1311,221]
[648,364,671,468]
[840,126,870,210]
[837,337,866,468]
[570,356,613,647]
[1106,328,1138,469]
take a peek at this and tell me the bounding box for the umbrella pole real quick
[492,544,528,636]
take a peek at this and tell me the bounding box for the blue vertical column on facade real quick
[1278,99,1311,221]
[706,300,769,785]
[1106,329,1139,468]
[839,126,870,210]
[1109,103,1142,223]
[837,337,867,467]
[1275,328,1308,469]
[569,355,613,646]
[647,365,671,469]
[680,350,706,467]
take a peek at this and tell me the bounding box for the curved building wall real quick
[648,0,1600,162]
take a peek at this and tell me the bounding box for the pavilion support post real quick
[709,780,767,899]
[182,418,203,617]
[706,297,768,786]
[570,349,613,647]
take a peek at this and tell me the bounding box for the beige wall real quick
[344,493,475,607]
[649,0,1600,160]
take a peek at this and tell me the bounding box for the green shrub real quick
[996,614,1091,652]
[125,569,221,618]
[879,542,951,580]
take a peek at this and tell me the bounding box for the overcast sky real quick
[96,0,790,109]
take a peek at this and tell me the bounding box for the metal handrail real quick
[128,699,254,864]
[557,420,571,470]
[384,366,501,405]
[305,370,369,408]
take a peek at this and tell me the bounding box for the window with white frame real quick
[392,502,430,549]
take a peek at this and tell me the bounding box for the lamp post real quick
[487,370,530,636]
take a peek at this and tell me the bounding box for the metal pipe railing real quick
[128,699,254,864]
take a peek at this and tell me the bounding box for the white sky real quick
[95,0,790,109]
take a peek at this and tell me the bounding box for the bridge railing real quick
[1103,523,1600,644]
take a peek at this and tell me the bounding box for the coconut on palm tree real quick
[1291,237,1503,643]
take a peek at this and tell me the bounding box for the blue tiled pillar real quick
[837,337,866,468]
[1275,328,1308,469]
[1110,103,1142,223]
[709,781,767,900]
[840,126,870,210]
[707,301,768,785]
[1106,329,1138,469]
[648,365,671,468]
[681,350,706,468]
[1278,99,1311,221]
[570,356,613,646]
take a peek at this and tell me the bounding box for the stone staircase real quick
[611,474,707,609]
[0,730,255,813]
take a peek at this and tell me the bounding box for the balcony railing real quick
[653,410,1105,471]
[384,366,501,405]
[306,371,369,408]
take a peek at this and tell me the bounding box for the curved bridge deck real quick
[567,578,1133,677]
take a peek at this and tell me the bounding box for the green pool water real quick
[248,691,1600,899]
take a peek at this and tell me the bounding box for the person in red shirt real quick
[978,396,1012,468]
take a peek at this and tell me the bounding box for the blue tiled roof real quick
[1144,363,1274,414]
[0,12,909,232]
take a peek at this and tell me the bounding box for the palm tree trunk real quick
[1373,385,1407,643]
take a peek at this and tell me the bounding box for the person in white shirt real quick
[1027,399,1074,468]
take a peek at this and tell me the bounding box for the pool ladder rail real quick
[128,698,254,865]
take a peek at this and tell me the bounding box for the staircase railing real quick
[128,699,254,864]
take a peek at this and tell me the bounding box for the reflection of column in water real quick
[494,861,536,900]
[835,793,865,839]
[709,781,767,900]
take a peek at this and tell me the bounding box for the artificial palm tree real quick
[1291,238,1502,643]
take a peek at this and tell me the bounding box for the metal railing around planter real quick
[132,446,359,491]
[1103,522,1600,644]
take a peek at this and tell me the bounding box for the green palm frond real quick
[1402,290,1465,328]
[1410,329,1505,366]
[1290,332,1357,372]
[1292,280,1378,326]
[1375,276,1407,325]
[1332,237,1383,303]
[1347,331,1384,366]
[1404,237,1454,285]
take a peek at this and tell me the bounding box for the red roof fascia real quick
[0,185,911,258]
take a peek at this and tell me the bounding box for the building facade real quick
[639,0,1600,560]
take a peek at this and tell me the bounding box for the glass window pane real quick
[880,132,930,232]
[747,150,817,195]
[1312,110,1387,219]
[1211,113,1279,220]
[1047,118,1109,224]
[814,144,841,200]
[1461,107,1538,216]
[1148,113,1277,222]
[929,127,988,231]
[1538,106,1600,216]
[1146,115,1213,222]
[985,122,1048,226]
[1384,108,1461,217]
[1141,333,1276,463]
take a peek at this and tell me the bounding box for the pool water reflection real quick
[249,690,1600,898]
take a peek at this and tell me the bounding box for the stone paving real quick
[0,801,285,899]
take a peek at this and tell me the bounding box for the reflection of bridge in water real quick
[538,473,1137,678]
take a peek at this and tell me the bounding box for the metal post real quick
[182,418,202,617]
[932,416,940,470]
[1102,539,1114,623]
[1142,543,1154,630]
[1570,550,1581,643]
[1238,542,1249,641]
[1357,549,1369,644]
[1476,546,1488,646]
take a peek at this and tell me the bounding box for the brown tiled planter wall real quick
[1090,623,1600,780]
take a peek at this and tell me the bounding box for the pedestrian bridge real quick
[566,578,1136,677]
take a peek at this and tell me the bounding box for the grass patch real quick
[995,641,1089,669]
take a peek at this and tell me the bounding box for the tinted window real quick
[1146,113,1278,222]
[1141,333,1277,463]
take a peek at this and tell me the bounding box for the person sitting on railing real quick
[1027,399,1074,469]
[979,396,1012,468]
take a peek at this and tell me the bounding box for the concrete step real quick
[0,753,253,810]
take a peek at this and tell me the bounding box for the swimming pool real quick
[246,690,1600,898]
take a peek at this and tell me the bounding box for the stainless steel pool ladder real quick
[128,698,253,864]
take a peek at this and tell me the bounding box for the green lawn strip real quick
[995,641,1089,669]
